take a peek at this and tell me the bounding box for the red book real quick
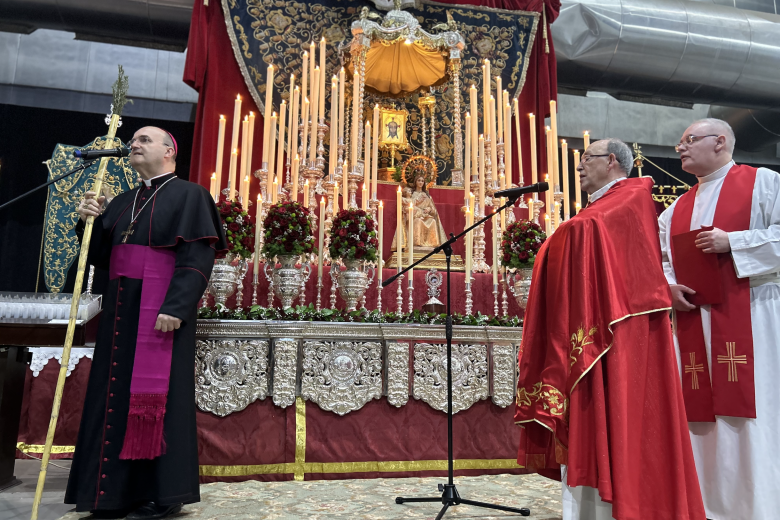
[671,226,722,306]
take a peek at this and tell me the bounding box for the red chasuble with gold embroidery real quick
[515,178,705,520]
[671,164,757,422]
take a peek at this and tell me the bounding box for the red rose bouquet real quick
[261,200,316,259]
[500,220,546,269]
[216,196,255,258]
[329,208,379,262]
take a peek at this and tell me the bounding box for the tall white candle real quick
[351,71,359,169]
[583,130,590,150]
[239,116,248,201]
[364,120,371,199]
[262,65,275,165]
[479,135,486,213]
[215,115,226,196]
[309,41,316,101]
[338,67,345,143]
[329,78,338,179]
[287,74,295,157]
[231,95,242,160]
[228,148,238,200]
[362,183,368,211]
[550,100,559,189]
[529,113,538,187]
[246,111,256,186]
[574,150,582,210]
[504,100,512,186]
[513,98,523,188]
[210,173,216,200]
[303,179,310,209]
[291,155,300,202]
[372,105,379,199]
[308,67,320,164]
[496,76,503,142]
[319,37,326,118]
[267,114,277,199]
[290,87,300,185]
[561,139,569,219]
[276,103,287,184]
[464,113,471,204]
[490,95,498,183]
[301,97,310,168]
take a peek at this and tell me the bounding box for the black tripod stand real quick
[382,186,544,519]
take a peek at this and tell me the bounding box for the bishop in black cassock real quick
[65,127,227,519]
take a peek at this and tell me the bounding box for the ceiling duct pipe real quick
[552,0,780,111]
[708,106,780,153]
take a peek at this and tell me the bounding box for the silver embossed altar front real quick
[194,321,522,417]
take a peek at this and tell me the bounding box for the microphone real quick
[493,182,549,200]
[73,147,130,160]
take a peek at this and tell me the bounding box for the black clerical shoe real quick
[88,509,132,519]
[126,502,183,520]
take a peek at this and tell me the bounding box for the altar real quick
[18,320,525,482]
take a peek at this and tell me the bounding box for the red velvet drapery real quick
[182,0,560,197]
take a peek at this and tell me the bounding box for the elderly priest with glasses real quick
[659,118,780,520]
[516,137,705,520]
[65,127,227,519]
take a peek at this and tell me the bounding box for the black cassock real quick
[65,173,227,512]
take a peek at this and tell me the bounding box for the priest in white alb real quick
[658,118,780,520]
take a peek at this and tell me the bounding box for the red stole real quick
[670,164,757,422]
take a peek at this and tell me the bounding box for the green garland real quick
[198,303,522,327]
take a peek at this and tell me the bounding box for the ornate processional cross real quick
[717,342,747,382]
[684,352,704,390]
[121,222,134,244]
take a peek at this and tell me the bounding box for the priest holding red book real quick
[659,118,780,520]
[516,138,704,520]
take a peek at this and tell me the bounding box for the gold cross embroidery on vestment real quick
[717,342,748,382]
[684,352,704,390]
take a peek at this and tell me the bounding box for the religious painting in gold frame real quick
[379,108,408,148]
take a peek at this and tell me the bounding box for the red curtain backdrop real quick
[183,0,560,199]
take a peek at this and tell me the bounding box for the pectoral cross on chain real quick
[121,222,135,244]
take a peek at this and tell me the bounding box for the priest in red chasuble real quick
[515,138,704,520]
[659,118,780,520]
[65,127,228,519]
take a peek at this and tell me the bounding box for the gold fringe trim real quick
[17,442,75,454]
[200,458,524,477]
[294,396,306,481]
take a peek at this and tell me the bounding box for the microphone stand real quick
[0,160,97,213]
[384,194,531,519]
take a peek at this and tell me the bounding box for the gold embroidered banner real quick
[223,0,538,185]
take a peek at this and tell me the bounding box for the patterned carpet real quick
[60,473,562,520]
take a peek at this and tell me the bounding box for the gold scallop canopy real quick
[348,40,450,98]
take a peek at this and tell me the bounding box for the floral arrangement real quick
[329,208,379,262]
[261,200,316,259]
[216,196,255,258]
[199,303,521,327]
[500,220,546,269]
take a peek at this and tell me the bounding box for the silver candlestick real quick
[501,274,509,317]
[464,280,473,316]
[493,283,499,316]
[396,273,404,316]
[200,287,210,309]
[252,272,258,306]
[316,275,323,311]
[407,277,414,314]
[329,265,338,310]
[377,283,383,314]
[235,259,249,308]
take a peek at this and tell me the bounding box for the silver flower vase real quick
[209,254,244,306]
[264,254,311,309]
[506,268,534,311]
[336,258,374,311]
